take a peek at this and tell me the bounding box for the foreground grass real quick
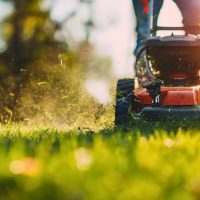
[1,123,200,200]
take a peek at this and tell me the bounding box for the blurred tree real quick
[0,0,59,75]
[0,0,60,122]
[0,0,111,123]
[54,0,96,43]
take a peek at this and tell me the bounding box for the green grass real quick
[1,122,200,200]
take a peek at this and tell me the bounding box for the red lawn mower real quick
[115,1,200,126]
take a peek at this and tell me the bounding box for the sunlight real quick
[0,1,13,51]
[74,148,93,171]
[85,79,110,106]
[50,0,79,22]
[0,2,13,22]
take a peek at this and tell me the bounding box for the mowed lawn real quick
[1,122,200,200]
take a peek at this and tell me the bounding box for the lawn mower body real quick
[135,34,200,120]
[114,1,200,125]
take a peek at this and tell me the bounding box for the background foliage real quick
[0,0,113,127]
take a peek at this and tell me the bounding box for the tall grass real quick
[0,124,200,200]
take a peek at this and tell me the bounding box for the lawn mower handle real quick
[152,26,200,33]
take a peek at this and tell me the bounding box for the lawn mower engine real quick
[115,34,200,125]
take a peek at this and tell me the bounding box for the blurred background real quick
[0,0,182,128]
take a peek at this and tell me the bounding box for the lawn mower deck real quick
[136,86,200,120]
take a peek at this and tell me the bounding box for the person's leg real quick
[132,0,149,56]
[132,0,164,56]
[174,0,200,34]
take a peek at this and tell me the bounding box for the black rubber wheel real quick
[115,79,135,126]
